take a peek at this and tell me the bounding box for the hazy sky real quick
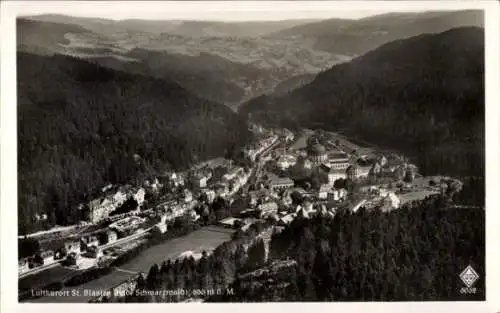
[8,1,484,22]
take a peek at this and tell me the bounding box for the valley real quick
[18,10,482,110]
[14,7,487,304]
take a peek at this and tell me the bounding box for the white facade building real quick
[133,188,146,206]
[276,155,297,170]
[381,193,401,212]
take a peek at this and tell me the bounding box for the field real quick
[120,226,233,273]
[396,176,448,205]
[19,265,77,291]
[29,226,234,303]
[399,190,440,205]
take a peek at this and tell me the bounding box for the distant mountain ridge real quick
[267,10,484,55]
[18,11,483,108]
[22,14,320,38]
[242,27,485,177]
[17,18,323,107]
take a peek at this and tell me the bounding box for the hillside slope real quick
[271,73,316,96]
[268,10,484,55]
[89,48,281,106]
[17,19,91,54]
[18,52,251,233]
[241,27,484,177]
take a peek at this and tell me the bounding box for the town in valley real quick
[15,6,486,303]
[19,124,465,302]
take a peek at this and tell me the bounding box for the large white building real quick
[346,163,372,180]
[307,143,328,164]
[258,202,279,217]
[319,164,347,185]
[182,189,193,203]
[326,188,348,202]
[133,188,146,206]
[169,172,185,187]
[223,166,244,182]
[201,189,216,204]
[109,216,145,234]
[276,154,297,170]
[327,152,350,170]
[88,198,115,223]
[318,184,331,199]
[269,176,295,192]
[154,223,168,234]
[192,174,207,189]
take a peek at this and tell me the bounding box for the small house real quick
[64,239,81,254]
[106,230,118,244]
[41,250,55,264]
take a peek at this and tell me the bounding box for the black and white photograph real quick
[1,0,499,310]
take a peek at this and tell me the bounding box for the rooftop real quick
[219,217,241,225]
[329,167,347,174]
[277,154,297,162]
[308,143,327,155]
[109,216,145,231]
[319,185,331,192]
[320,163,347,174]
[357,158,373,167]
[329,152,349,160]
[270,176,294,185]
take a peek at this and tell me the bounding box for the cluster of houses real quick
[212,166,251,198]
[157,200,193,222]
[84,186,146,224]
[244,134,279,162]
[356,185,403,212]
[230,135,419,230]
[18,229,121,274]
[274,138,417,190]
[276,154,298,170]
[239,174,346,226]
[108,216,146,237]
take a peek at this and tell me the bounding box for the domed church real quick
[307,140,328,164]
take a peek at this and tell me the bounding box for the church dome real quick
[308,143,326,156]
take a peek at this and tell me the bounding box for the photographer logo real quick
[459,265,479,294]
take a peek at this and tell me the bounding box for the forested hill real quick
[17,18,89,54]
[267,10,483,55]
[241,27,484,177]
[90,48,270,105]
[17,52,251,233]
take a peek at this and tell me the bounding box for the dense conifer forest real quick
[261,201,484,301]
[17,52,251,233]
